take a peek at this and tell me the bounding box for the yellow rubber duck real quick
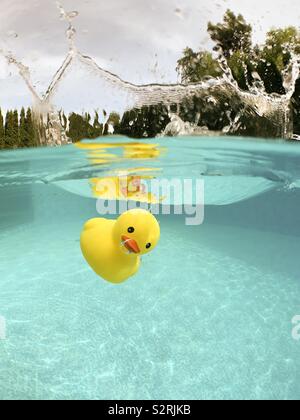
[80,209,160,284]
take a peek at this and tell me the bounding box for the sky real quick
[0,0,300,113]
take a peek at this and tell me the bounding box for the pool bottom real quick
[0,183,300,400]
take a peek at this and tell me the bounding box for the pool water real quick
[1,136,300,400]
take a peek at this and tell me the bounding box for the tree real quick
[257,27,300,94]
[108,112,121,133]
[68,112,92,142]
[0,109,5,149]
[292,79,300,134]
[227,50,256,91]
[119,105,170,138]
[208,10,252,58]
[177,48,222,83]
[176,11,254,89]
[264,27,300,70]
[12,109,19,147]
[92,111,103,137]
[4,111,15,149]
[26,108,34,147]
[22,108,38,148]
[206,10,255,90]
[177,10,300,96]
[19,107,27,147]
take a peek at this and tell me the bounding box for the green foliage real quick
[178,10,253,89]
[177,9,300,98]
[292,79,300,134]
[0,108,122,149]
[93,111,102,133]
[208,10,252,58]
[19,108,27,146]
[227,51,255,91]
[4,111,15,148]
[0,109,5,149]
[177,48,222,83]
[67,111,122,142]
[24,108,38,147]
[68,112,106,142]
[108,112,121,134]
[108,112,121,127]
[264,27,300,71]
[68,113,90,142]
[132,9,300,137]
[256,27,300,94]
[0,107,40,150]
[12,109,20,147]
[119,105,170,138]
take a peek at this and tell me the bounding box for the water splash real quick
[0,49,41,104]
[1,2,300,143]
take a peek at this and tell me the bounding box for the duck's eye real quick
[146,243,152,249]
[128,227,135,233]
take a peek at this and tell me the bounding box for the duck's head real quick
[114,209,160,256]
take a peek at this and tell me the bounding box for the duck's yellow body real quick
[80,209,160,284]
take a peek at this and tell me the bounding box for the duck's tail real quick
[82,218,103,231]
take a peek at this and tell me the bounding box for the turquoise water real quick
[1,136,300,400]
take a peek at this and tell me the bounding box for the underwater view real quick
[1,0,300,403]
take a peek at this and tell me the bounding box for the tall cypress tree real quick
[5,111,15,149]
[12,109,19,148]
[24,108,38,147]
[0,108,5,149]
[93,111,103,137]
[68,113,89,142]
[19,107,26,147]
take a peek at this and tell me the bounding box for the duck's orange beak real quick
[121,236,140,254]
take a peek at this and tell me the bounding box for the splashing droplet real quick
[174,8,184,19]
[6,30,18,38]
[67,11,79,19]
